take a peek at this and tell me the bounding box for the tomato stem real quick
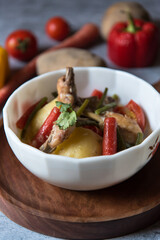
[16,38,30,52]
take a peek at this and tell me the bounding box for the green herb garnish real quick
[56,111,77,130]
[56,101,71,112]
[56,101,77,130]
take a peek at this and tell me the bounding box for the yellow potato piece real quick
[25,98,57,141]
[53,127,102,158]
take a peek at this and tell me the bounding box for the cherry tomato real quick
[45,17,70,41]
[5,30,37,61]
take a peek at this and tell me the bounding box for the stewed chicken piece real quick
[40,67,76,153]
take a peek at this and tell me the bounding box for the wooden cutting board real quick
[0,81,160,240]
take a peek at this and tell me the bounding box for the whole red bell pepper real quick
[108,14,159,68]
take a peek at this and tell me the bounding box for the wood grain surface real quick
[0,118,3,128]
[0,124,160,239]
[153,80,160,92]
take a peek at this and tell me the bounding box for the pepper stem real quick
[122,11,141,33]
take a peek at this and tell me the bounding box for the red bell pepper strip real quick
[31,107,60,148]
[103,117,117,155]
[108,14,159,68]
[126,99,146,132]
[83,125,103,136]
[16,99,47,129]
[91,89,103,99]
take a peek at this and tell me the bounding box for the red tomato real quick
[5,30,37,61]
[91,89,103,99]
[114,106,136,119]
[126,100,146,132]
[45,17,70,41]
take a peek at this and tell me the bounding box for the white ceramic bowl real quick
[3,67,160,191]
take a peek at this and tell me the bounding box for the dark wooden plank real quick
[153,80,160,92]
[0,125,160,239]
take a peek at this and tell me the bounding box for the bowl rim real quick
[3,66,160,164]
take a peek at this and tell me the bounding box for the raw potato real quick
[25,98,57,141]
[101,1,151,40]
[53,127,102,158]
[36,48,106,75]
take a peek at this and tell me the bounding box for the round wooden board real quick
[0,126,160,239]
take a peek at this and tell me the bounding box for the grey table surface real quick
[0,0,160,239]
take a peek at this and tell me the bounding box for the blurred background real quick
[0,0,160,83]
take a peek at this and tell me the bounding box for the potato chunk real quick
[53,127,102,158]
[25,98,57,142]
